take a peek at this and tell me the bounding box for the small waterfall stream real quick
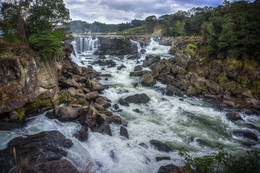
[0,35,259,173]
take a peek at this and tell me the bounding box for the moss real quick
[17,110,25,121]
[20,57,27,67]
[222,81,242,92]
[217,72,228,85]
[188,48,195,55]
[188,43,197,49]
[27,98,52,110]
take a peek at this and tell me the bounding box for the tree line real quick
[69,19,143,33]
[143,0,260,61]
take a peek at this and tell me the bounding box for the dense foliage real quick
[28,30,63,60]
[143,0,260,61]
[0,0,70,60]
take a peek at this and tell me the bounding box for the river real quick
[1,36,259,173]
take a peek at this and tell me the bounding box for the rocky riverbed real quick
[0,35,259,173]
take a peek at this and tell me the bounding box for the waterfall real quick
[75,36,99,54]
[130,39,142,53]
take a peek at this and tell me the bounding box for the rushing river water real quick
[1,36,259,173]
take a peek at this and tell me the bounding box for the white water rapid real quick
[0,36,259,173]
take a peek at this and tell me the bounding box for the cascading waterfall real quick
[0,36,259,173]
[75,36,99,54]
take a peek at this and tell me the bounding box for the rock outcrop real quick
[0,50,58,122]
[0,131,73,173]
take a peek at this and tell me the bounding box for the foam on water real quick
[1,36,259,173]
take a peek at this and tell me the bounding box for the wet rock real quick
[79,105,105,128]
[187,86,197,96]
[94,60,116,67]
[233,130,258,141]
[92,123,112,136]
[117,64,126,70]
[150,140,173,152]
[139,143,149,149]
[106,115,122,124]
[141,73,156,87]
[95,96,111,108]
[130,71,149,77]
[88,80,105,91]
[113,104,119,110]
[140,49,146,54]
[225,112,243,121]
[57,106,80,122]
[127,54,140,60]
[158,164,178,173]
[0,122,23,131]
[143,55,160,67]
[86,91,99,100]
[125,94,150,104]
[0,131,73,173]
[73,126,88,141]
[156,156,171,162]
[45,111,55,119]
[99,55,106,59]
[166,84,175,96]
[9,159,78,173]
[120,126,129,139]
[157,73,175,84]
[99,73,112,77]
[134,65,142,72]
[119,98,129,106]
[133,109,141,113]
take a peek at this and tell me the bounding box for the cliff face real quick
[0,51,58,120]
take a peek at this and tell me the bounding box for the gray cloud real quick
[64,0,234,24]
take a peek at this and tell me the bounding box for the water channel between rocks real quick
[1,36,259,173]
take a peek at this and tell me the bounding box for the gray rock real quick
[0,131,73,173]
[8,159,78,173]
[134,65,142,72]
[58,106,80,122]
[225,112,243,121]
[158,164,178,173]
[233,130,258,141]
[141,73,156,87]
[150,140,173,152]
[125,94,150,104]
[119,98,129,106]
[120,126,129,139]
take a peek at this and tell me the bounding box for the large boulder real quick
[158,164,178,173]
[55,105,81,122]
[120,126,129,139]
[143,55,161,67]
[225,112,243,121]
[141,73,156,87]
[150,140,173,152]
[233,130,258,141]
[0,131,73,173]
[124,94,150,104]
[8,159,78,173]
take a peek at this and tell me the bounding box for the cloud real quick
[63,0,228,24]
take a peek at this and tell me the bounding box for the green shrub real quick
[179,148,260,173]
[28,30,63,61]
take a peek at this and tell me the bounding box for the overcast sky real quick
[64,0,245,24]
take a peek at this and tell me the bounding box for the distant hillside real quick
[69,20,143,34]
